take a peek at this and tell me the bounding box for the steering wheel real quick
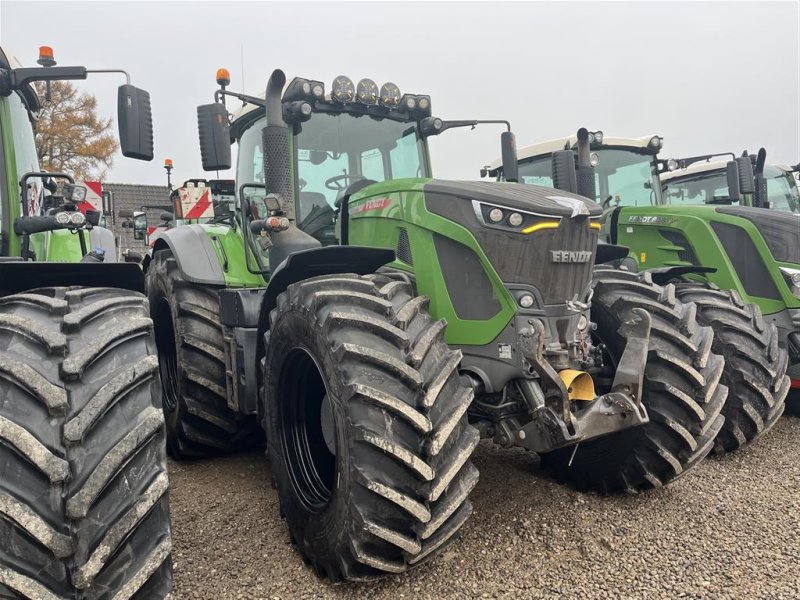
[325,174,364,191]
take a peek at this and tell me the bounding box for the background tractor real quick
[661,152,799,214]
[486,129,793,434]
[0,47,172,598]
[146,69,726,580]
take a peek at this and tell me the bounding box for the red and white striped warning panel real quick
[178,186,213,220]
[78,181,104,213]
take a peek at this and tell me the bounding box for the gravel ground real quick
[168,417,800,599]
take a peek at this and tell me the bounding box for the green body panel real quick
[28,229,92,262]
[0,97,22,256]
[610,205,800,315]
[348,178,517,345]
[197,223,266,288]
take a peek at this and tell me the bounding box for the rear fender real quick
[151,225,226,285]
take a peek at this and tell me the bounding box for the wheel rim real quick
[154,298,180,412]
[277,347,336,513]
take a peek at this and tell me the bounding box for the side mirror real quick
[500,131,519,183]
[197,103,232,171]
[735,156,755,195]
[552,150,578,194]
[132,213,147,241]
[118,85,154,161]
[726,161,742,203]
[160,211,174,223]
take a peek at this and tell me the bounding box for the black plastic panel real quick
[433,234,501,320]
[716,206,800,263]
[711,221,782,300]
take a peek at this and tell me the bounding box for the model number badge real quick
[498,344,512,359]
[551,250,592,263]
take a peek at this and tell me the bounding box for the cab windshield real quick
[236,112,428,225]
[517,148,659,207]
[764,166,800,214]
[661,171,735,206]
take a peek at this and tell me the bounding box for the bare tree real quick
[34,81,119,180]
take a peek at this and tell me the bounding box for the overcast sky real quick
[2,1,798,185]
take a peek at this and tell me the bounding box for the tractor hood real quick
[421,181,601,308]
[715,206,800,264]
[424,180,602,217]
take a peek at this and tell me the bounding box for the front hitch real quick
[515,310,651,453]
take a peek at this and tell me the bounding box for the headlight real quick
[577,314,589,331]
[593,131,603,144]
[357,78,379,105]
[780,267,800,298]
[519,294,534,308]
[331,76,355,103]
[589,152,599,167]
[70,211,86,226]
[379,82,401,108]
[649,136,662,149]
[667,158,678,171]
[508,212,523,226]
[55,212,70,225]
[488,208,504,223]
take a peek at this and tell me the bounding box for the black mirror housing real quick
[118,85,154,161]
[735,156,755,195]
[197,103,232,171]
[552,150,578,194]
[726,161,742,203]
[501,131,519,183]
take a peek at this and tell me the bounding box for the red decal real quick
[184,189,212,219]
[791,379,800,389]
[351,197,392,214]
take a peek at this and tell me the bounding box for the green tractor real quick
[146,70,726,580]
[0,47,172,598]
[660,151,799,214]
[487,129,792,437]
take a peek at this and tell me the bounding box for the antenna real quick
[240,43,246,105]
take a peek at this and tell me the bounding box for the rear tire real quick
[263,273,478,580]
[541,270,727,492]
[674,284,789,452]
[0,287,172,599]
[147,249,262,457]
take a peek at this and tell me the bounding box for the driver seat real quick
[299,192,329,222]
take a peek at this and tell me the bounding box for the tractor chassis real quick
[508,308,651,453]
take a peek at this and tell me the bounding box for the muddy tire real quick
[263,273,478,580]
[541,270,727,492]
[674,284,789,452]
[0,287,172,599]
[147,249,262,457]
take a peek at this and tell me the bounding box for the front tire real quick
[0,287,172,599]
[263,274,479,580]
[541,270,727,492]
[147,249,262,457]
[674,284,789,452]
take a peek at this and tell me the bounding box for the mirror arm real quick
[86,68,130,85]
[215,88,266,108]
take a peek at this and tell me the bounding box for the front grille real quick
[711,221,781,300]
[658,229,698,264]
[397,228,413,265]
[479,218,598,305]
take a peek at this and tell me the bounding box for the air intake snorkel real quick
[260,69,321,272]
[575,128,597,200]
[263,69,294,221]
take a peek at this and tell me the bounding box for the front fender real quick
[151,225,226,285]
